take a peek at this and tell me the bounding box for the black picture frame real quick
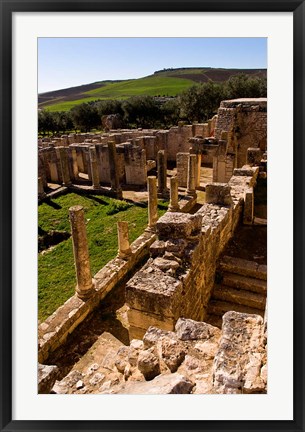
[1,1,304,431]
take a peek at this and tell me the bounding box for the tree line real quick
[38,74,267,136]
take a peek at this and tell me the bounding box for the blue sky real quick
[38,37,267,93]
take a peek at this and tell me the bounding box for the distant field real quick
[42,76,194,112]
[39,67,267,112]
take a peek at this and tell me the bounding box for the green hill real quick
[39,67,267,112]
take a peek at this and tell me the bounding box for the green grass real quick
[44,76,194,112]
[38,193,167,321]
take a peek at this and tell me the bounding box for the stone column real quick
[108,141,122,198]
[58,147,71,186]
[157,150,168,197]
[69,205,94,300]
[190,147,201,187]
[71,148,79,180]
[168,176,179,212]
[147,176,158,231]
[89,146,100,189]
[38,177,46,199]
[117,221,132,259]
[186,154,197,197]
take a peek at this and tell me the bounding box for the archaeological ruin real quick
[38,98,267,395]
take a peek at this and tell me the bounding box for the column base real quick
[75,279,95,300]
[118,249,132,260]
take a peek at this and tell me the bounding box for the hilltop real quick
[39,67,267,112]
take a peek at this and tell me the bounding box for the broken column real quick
[186,154,197,197]
[117,221,132,259]
[108,141,122,198]
[157,150,168,197]
[69,205,94,300]
[147,176,158,231]
[58,147,71,186]
[89,146,100,189]
[168,176,179,212]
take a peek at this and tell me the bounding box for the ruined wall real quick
[214,99,267,168]
[124,145,147,186]
[126,166,259,339]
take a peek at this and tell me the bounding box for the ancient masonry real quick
[38,98,268,395]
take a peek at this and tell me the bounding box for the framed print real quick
[0,1,304,431]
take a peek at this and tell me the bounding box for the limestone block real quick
[137,349,160,380]
[126,270,182,318]
[38,364,59,394]
[156,212,203,240]
[149,240,166,257]
[143,326,177,349]
[112,373,194,394]
[213,311,266,394]
[175,318,220,341]
[205,183,233,206]
[160,337,186,372]
[233,167,256,176]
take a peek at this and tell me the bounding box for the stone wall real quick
[214,98,267,168]
[126,166,259,339]
[38,122,213,189]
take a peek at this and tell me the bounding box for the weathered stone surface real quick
[156,212,203,240]
[137,349,160,380]
[213,311,266,394]
[175,318,220,341]
[111,373,194,394]
[160,337,186,372]
[205,183,233,206]
[126,270,182,317]
[220,255,267,280]
[233,168,256,177]
[143,326,177,349]
[149,240,166,257]
[38,364,59,394]
[52,370,84,394]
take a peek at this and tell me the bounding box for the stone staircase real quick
[206,255,267,328]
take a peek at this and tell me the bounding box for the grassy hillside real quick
[39,67,267,112]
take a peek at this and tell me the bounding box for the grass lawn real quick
[38,193,167,322]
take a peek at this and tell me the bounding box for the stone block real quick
[113,373,194,394]
[126,270,182,318]
[205,183,233,206]
[156,212,203,240]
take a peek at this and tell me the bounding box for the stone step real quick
[221,272,267,294]
[220,255,267,281]
[212,284,266,311]
[208,300,264,318]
